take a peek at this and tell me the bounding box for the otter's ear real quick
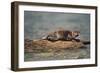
[75,31,80,33]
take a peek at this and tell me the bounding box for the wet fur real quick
[42,30,80,41]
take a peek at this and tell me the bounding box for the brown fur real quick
[42,30,80,41]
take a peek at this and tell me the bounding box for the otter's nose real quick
[75,36,80,39]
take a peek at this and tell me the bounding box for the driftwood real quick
[25,39,90,52]
[32,39,90,49]
[82,41,90,45]
[72,39,90,45]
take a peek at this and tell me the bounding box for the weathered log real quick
[24,39,90,53]
[32,39,85,49]
[81,41,90,45]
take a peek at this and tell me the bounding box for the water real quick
[24,45,90,61]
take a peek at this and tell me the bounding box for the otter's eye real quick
[75,33,79,37]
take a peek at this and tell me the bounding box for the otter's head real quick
[72,31,80,38]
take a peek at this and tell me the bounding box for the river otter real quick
[42,30,80,41]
